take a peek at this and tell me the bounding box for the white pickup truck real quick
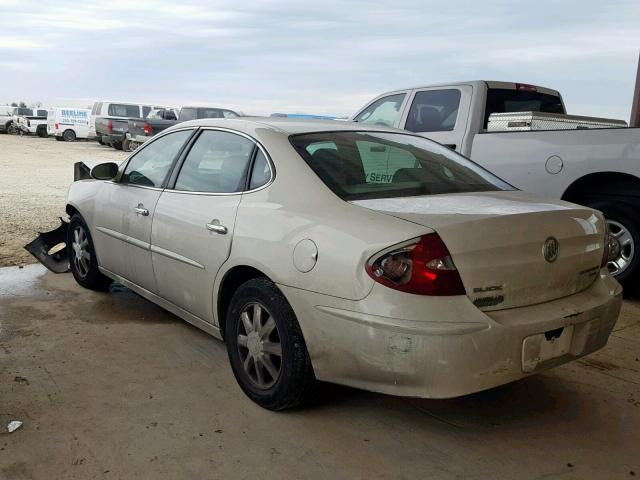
[352,81,640,286]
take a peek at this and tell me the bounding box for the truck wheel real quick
[589,200,639,286]
[55,136,63,141]
[37,126,48,138]
[97,136,105,145]
[113,141,123,150]
[67,214,112,291]
[225,277,315,410]
[63,129,76,142]
[122,138,131,152]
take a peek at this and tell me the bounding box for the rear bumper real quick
[280,271,622,398]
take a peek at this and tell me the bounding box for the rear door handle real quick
[134,204,149,216]
[206,220,227,234]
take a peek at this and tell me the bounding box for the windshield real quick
[290,131,514,201]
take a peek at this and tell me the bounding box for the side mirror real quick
[90,162,119,180]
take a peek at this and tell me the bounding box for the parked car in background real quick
[0,105,15,133]
[47,108,91,141]
[125,106,238,151]
[270,113,337,120]
[90,101,159,149]
[15,108,49,137]
[61,118,621,410]
[353,81,640,285]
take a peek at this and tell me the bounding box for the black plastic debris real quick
[24,218,70,273]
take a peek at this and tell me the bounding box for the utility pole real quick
[631,52,640,127]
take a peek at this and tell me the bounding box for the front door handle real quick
[134,204,149,216]
[206,220,228,234]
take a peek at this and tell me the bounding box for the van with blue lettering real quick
[47,107,91,141]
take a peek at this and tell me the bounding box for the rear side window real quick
[142,106,152,117]
[354,94,405,127]
[174,130,254,193]
[484,89,564,128]
[291,131,513,200]
[249,150,271,189]
[37,110,48,117]
[108,104,140,117]
[122,130,193,187]
[405,89,461,132]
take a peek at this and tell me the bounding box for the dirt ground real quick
[0,265,639,479]
[0,134,127,267]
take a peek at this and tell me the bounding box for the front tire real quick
[225,278,315,410]
[67,214,112,291]
[589,199,639,286]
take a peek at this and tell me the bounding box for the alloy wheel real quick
[71,226,91,278]
[236,302,282,389]
[606,219,635,277]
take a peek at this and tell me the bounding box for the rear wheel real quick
[62,129,76,142]
[37,125,48,138]
[113,141,123,150]
[589,199,639,286]
[225,277,315,410]
[97,136,105,145]
[122,138,131,152]
[55,136,63,141]
[67,214,112,291]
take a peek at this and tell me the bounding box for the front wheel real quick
[589,200,639,286]
[225,277,315,410]
[67,214,112,290]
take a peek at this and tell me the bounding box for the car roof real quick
[173,117,406,135]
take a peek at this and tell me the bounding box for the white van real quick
[48,108,91,141]
[89,101,155,141]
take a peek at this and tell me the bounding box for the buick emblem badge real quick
[543,237,559,263]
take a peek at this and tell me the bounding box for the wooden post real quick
[631,52,640,127]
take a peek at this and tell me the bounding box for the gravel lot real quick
[0,134,127,267]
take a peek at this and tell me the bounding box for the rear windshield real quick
[108,104,140,117]
[484,89,564,128]
[179,108,239,121]
[291,131,513,201]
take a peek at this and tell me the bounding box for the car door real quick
[92,128,194,291]
[151,129,264,324]
[400,86,473,153]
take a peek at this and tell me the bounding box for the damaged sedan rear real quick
[36,118,622,410]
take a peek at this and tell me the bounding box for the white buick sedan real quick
[65,118,622,410]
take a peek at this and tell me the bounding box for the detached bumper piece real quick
[24,218,70,273]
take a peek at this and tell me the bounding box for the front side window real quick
[291,131,513,201]
[174,130,254,193]
[405,89,461,133]
[353,94,406,127]
[108,104,140,117]
[122,130,193,187]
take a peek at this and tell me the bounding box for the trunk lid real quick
[352,191,605,311]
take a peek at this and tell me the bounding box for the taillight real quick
[143,122,153,135]
[516,83,537,92]
[54,123,59,129]
[366,233,466,296]
[107,120,113,132]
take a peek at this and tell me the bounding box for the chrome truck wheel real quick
[606,219,635,277]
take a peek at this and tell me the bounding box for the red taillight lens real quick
[143,122,152,134]
[366,233,466,296]
[516,83,537,92]
[107,120,113,132]
[54,123,59,129]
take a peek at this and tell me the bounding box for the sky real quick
[0,0,638,119]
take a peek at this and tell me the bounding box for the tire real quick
[122,138,131,152]
[225,277,315,410]
[588,199,639,286]
[113,141,123,151]
[97,136,105,145]
[62,129,76,142]
[55,136,63,141]
[37,126,48,138]
[67,214,112,291]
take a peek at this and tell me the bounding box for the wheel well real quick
[65,204,79,218]
[217,266,268,339]
[562,172,640,204]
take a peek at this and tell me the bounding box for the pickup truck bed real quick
[95,117,133,150]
